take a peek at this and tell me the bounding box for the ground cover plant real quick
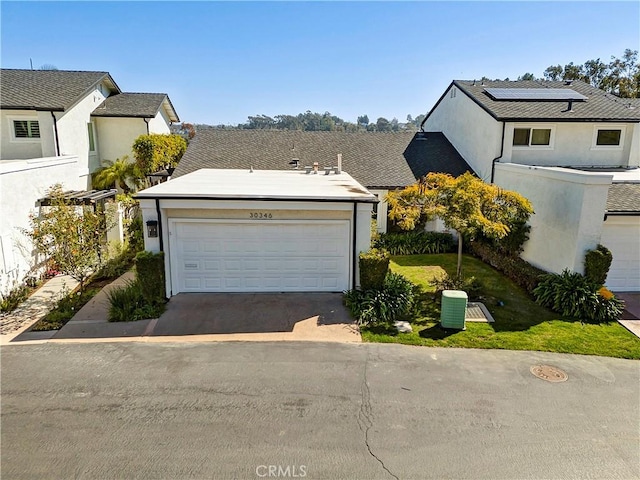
[360,254,640,359]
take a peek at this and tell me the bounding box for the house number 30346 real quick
[249,212,273,219]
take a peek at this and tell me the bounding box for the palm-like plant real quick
[92,156,141,193]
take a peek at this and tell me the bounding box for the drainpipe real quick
[352,202,358,289]
[50,111,60,156]
[144,118,150,134]
[155,198,164,252]
[490,122,506,183]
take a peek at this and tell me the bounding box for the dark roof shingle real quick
[607,183,640,213]
[91,92,178,120]
[445,79,640,122]
[174,130,472,189]
[0,68,119,111]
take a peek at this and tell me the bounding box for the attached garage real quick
[137,169,375,297]
[601,215,640,292]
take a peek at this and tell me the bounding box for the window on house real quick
[596,129,621,146]
[513,127,552,147]
[13,120,40,139]
[87,123,96,151]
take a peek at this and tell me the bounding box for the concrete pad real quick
[616,292,640,319]
[149,292,360,342]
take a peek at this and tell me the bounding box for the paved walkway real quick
[0,275,79,344]
[617,292,640,338]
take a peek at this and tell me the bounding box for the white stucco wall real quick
[140,199,372,296]
[424,84,503,181]
[147,108,171,134]
[0,155,82,296]
[504,122,636,167]
[94,117,148,163]
[494,163,612,275]
[54,83,109,180]
[0,110,54,160]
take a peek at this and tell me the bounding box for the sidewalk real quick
[617,292,640,338]
[0,275,79,344]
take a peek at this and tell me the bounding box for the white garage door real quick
[170,220,350,293]
[601,219,640,292]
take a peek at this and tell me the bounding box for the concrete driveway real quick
[150,292,360,342]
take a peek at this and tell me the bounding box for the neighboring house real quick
[423,79,640,291]
[173,129,472,233]
[0,68,179,296]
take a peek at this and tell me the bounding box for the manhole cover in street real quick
[530,365,568,383]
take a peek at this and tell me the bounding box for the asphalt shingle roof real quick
[607,183,640,213]
[173,130,472,189]
[446,79,640,122]
[0,68,119,111]
[91,92,175,119]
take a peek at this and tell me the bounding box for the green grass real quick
[360,254,640,359]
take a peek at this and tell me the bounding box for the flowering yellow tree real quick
[387,172,534,276]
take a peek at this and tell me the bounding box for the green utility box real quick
[440,290,468,330]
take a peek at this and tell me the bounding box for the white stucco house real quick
[0,68,180,296]
[137,169,376,296]
[135,130,474,295]
[423,79,640,291]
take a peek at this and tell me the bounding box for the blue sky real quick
[1,1,638,125]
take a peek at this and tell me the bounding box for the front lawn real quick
[361,254,640,359]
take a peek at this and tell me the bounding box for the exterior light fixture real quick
[146,220,158,238]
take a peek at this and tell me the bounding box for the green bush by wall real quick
[135,251,166,304]
[359,248,390,290]
[584,244,613,286]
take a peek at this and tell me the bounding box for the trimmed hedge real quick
[373,231,455,255]
[359,249,390,290]
[468,241,546,293]
[584,244,613,286]
[135,251,166,304]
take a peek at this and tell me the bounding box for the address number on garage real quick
[249,212,273,219]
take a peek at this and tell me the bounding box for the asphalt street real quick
[1,342,638,479]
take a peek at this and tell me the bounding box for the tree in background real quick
[132,134,187,176]
[92,156,140,194]
[25,184,114,292]
[387,172,533,277]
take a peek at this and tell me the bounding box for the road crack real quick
[358,350,399,480]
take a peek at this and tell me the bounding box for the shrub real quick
[359,249,390,290]
[431,272,482,301]
[475,218,531,256]
[31,287,100,330]
[132,134,187,175]
[344,272,415,326]
[106,280,165,322]
[94,242,135,280]
[584,244,613,286]
[533,269,624,323]
[468,241,546,293]
[135,251,166,304]
[0,283,32,313]
[373,231,455,255]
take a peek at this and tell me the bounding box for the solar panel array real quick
[484,88,588,101]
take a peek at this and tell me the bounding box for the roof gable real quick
[174,130,472,188]
[0,68,120,111]
[91,92,179,121]
[430,79,640,123]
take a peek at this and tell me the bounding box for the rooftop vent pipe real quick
[564,80,573,85]
[337,153,342,174]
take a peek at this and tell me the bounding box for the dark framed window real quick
[513,127,551,147]
[596,129,621,146]
[13,120,40,139]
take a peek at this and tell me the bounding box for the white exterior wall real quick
[494,163,612,275]
[0,155,81,296]
[505,122,636,167]
[95,117,147,163]
[54,84,109,180]
[369,189,388,233]
[424,85,503,180]
[140,199,372,296]
[1,110,52,160]
[148,108,171,134]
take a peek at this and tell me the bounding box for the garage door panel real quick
[172,221,350,293]
[601,221,640,292]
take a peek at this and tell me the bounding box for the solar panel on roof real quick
[484,88,588,101]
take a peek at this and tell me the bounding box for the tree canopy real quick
[132,134,187,176]
[387,172,534,276]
